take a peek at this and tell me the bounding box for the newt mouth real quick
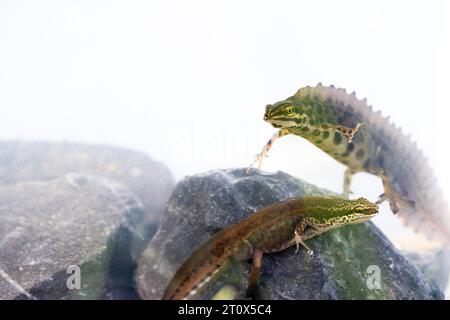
[266,119,298,129]
[357,211,379,222]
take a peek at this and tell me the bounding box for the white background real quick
[1,0,450,294]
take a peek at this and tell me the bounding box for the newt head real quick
[264,100,305,129]
[264,89,365,148]
[302,197,379,232]
[344,197,379,223]
[263,94,339,134]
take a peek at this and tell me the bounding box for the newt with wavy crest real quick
[248,84,450,244]
[162,196,378,300]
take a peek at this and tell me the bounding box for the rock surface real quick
[0,174,147,299]
[136,168,443,300]
[0,140,174,224]
[404,249,450,295]
[0,141,176,299]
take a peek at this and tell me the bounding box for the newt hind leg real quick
[246,249,263,299]
[376,176,415,214]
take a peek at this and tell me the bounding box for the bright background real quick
[1,0,449,294]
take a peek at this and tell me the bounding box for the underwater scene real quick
[0,0,449,303]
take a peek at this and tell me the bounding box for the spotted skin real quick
[251,83,450,243]
[162,196,378,300]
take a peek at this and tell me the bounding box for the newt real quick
[248,83,450,243]
[162,196,378,300]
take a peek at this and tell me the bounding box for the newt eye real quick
[354,205,366,214]
[285,106,294,117]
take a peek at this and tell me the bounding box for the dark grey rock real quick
[0,140,175,225]
[0,173,146,300]
[136,168,443,300]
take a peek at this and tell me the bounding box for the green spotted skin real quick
[263,83,450,243]
[267,96,374,171]
[162,196,378,300]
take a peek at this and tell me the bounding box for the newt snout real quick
[264,104,273,120]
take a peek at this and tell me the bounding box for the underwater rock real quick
[136,168,443,300]
[0,174,146,300]
[0,140,175,225]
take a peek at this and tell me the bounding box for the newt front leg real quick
[294,219,313,255]
[335,123,364,144]
[246,129,290,173]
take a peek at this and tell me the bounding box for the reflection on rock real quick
[0,141,175,300]
[0,174,142,299]
[0,141,174,224]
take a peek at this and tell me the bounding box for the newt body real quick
[251,84,450,243]
[162,196,378,300]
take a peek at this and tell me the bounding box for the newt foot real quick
[294,230,313,255]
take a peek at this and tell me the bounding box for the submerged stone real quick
[0,174,145,299]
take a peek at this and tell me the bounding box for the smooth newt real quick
[162,196,378,300]
[249,84,450,243]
